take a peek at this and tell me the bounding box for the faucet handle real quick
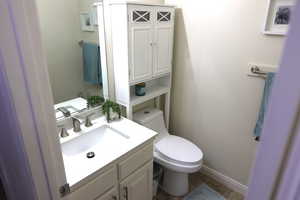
[85,113,95,127]
[58,125,69,138]
[71,116,82,132]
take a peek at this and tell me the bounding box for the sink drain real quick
[86,152,95,158]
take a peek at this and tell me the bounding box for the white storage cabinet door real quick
[128,6,154,84]
[153,7,174,77]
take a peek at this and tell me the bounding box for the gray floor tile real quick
[155,172,244,200]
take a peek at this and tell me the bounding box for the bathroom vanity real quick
[33,1,169,199]
[60,116,157,200]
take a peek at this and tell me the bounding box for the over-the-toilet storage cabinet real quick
[110,2,175,125]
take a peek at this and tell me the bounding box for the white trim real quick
[201,165,248,195]
[97,3,109,99]
[263,30,287,36]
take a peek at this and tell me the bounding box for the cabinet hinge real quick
[59,183,70,197]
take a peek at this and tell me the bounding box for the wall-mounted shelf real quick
[124,75,171,124]
[130,85,170,106]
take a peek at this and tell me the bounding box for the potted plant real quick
[87,95,105,108]
[102,100,121,122]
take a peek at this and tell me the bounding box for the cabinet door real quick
[120,162,153,200]
[96,187,118,200]
[153,8,174,77]
[128,6,154,84]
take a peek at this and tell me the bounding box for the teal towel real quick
[82,42,102,84]
[254,72,276,140]
[183,184,225,200]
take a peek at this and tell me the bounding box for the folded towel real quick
[82,42,102,84]
[254,72,276,141]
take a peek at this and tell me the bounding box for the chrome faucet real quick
[57,107,71,117]
[58,125,69,138]
[71,117,82,132]
[85,113,95,127]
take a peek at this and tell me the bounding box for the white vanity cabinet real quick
[119,162,153,200]
[110,2,175,123]
[95,187,118,200]
[66,143,154,200]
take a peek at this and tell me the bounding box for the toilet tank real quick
[133,108,169,139]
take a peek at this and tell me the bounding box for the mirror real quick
[36,0,109,119]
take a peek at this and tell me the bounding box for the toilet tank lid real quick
[133,108,163,124]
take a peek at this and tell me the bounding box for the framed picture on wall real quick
[80,12,94,32]
[263,0,294,35]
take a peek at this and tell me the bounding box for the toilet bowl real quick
[133,108,203,197]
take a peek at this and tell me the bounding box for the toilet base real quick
[162,168,189,196]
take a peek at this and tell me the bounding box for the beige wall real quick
[36,0,103,104]
[165,0,285,185]
[36,0,84,103]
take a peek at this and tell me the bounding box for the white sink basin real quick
[61,125,130,157]
[60,117,157,187]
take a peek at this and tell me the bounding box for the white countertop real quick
[60,116,157,187]
[54,97,87,119]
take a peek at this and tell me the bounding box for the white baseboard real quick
[200,165,248,195]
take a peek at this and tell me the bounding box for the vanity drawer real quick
[118,143,153,180]
[69,166,117,200]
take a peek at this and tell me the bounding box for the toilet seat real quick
[154,135,203,173]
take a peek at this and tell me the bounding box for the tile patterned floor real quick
[155,172,244,200]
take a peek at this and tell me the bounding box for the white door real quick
[119,162,153,200]
[153,8,174,77]
[128,6,154,84]
[96,187,118,200]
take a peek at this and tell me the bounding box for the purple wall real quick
[0,178,7,200]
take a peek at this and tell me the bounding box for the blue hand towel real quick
[254,72,276,140]
[82,42,102,84]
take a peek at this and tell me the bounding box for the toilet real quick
[133,108,203,196]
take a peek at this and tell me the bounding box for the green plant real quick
[87,96,104,108]
[102,100,121,122]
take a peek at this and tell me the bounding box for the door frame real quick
[2,0,300,199]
